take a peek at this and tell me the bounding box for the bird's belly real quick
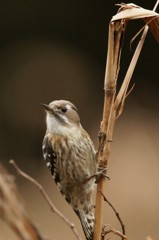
[59,178,94,211]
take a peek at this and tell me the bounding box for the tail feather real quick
[75,209,94,240]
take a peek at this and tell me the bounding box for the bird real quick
[42,100,97,240]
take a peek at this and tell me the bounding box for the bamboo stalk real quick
[94,2,159,239]
[93,21,125,240]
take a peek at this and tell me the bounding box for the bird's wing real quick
[42,135,60,185]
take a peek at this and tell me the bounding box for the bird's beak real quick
[41,103,52,112]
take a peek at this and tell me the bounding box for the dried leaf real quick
[112,4,158,21]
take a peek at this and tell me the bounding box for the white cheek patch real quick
[46,113,70,134]
[60,114,69,124]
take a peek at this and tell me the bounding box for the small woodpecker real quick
[42,100,96,240]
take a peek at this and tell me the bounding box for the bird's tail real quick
[75,208,94,240]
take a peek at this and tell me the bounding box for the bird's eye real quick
[61,107,67,113]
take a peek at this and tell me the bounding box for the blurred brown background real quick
[0,0,159,239]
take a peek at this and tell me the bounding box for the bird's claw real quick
[83,168,110,184]
[95,167,110,183]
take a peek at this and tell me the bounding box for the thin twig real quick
[10,160,81,240]
[99,191,125,236]
[103,225,128,240]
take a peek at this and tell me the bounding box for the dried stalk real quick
[93,2,159,240]
[93,20,125,240]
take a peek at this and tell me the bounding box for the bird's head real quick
[42,100,81,134]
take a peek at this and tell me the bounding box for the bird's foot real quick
[83,167,110,184]
[95,167,110,183]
